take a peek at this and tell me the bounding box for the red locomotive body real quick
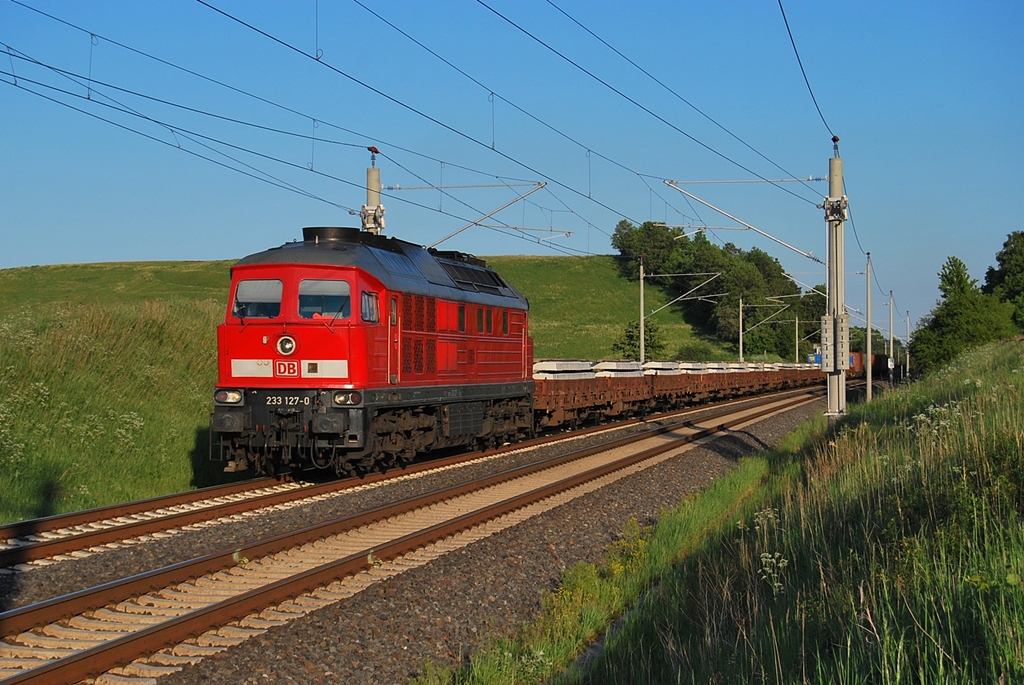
[212,226,534,476]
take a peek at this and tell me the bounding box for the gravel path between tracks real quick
[0,398,823,684]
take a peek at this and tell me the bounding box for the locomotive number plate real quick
[265,396,311,406]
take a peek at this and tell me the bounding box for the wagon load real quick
[593,360,644,378]
[532,360,596,380]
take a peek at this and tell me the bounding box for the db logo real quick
[275,360,299,377]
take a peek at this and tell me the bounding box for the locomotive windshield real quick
[233,279,282,319]
[299,279,351,319]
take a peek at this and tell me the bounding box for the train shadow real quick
[701,429,773,462]
[0,465,63,614]
[188,425,249,489]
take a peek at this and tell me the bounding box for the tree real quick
[611,319,665,362]
[983,231,1024,330]
[909,256,1016,374]
[610,220,679,279]
[609,222,808,359]
[850,326,886,354]
[938,256,976,299]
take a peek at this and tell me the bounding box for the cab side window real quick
[361,292,380,323]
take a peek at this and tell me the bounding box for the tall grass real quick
[0,298,224,522]
[572,340,1024,684]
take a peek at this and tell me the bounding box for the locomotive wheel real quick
[257,453,277,478]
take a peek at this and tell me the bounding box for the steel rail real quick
[0,391,819,684]
[0,478,281,543]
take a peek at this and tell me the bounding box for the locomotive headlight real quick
[276,335,296,356]
[214,389,243,404]
[332,391,362,406]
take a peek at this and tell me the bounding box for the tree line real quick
[910,231,1024,374]
[610,221,1023,373]
[610,220,826,361]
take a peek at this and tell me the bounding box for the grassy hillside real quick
[0,255,732,523]
[0,261,233,312]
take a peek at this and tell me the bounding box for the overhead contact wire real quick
[543,0,821,200]
[194,0,641,225]
[6,0,547,192]
[474,0,818,207]
[349,0,647,183]
[3,78,355,211]
[777,0,835,138]
[1,54,587,255]
[0,45,355,212]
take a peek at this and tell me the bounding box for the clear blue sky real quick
[2,0,1022,339]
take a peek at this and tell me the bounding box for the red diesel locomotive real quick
[211,225,535,476]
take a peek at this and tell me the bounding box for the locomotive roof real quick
[234,227,529,310]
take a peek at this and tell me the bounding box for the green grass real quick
[412,339,1024,685]
[0,261,238,522]
[0,261,233,313]
[572,340,1024,684]
[0,298,226,521]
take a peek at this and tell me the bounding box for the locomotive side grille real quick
[426,339,437,374]
[426,297,437,332]
[402,337,413,374]
[402,295,414,331]
[414,338,424,374]
[414,295,425,331]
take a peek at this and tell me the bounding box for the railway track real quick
[0,388,820,573]
[0,389,819,684]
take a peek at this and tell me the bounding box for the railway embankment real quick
[412,339,1024,685]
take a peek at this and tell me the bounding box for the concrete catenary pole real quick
[889,290,894,384]
[866,253,872,402]
[906,311,911,377]
[739,295,744,362]
[639,258,645,364]
[823,138,849,419]
[795,315,799,364]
